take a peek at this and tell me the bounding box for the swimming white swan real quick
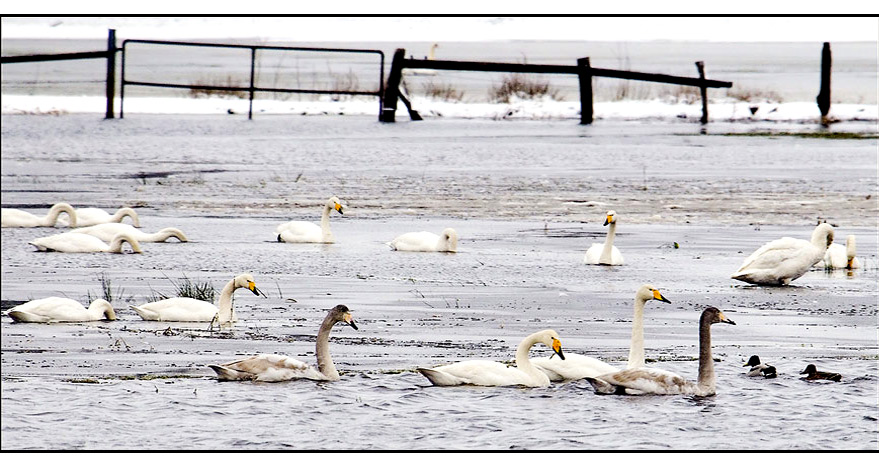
[60,207,140,227]
[417,329,565,388]
[29,232,142,254]
[585,307,736,396]
[1,203,77,228]
[818,234,860,269]
[744,355,777,378]
[72,224,188,243]
[209,305,358,382]
[275,196,344,243]
[388,228,458,252]
[584,210,624,265]
[732,223,834,285]
[531,284,671,381]
[7,297,116,323]
[130,273,263,323]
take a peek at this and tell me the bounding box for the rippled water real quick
[1,115,877,450]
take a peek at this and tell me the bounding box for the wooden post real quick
[695,61,708,124]
[248,48,256,120]
[104,29,116,119]
[578,57,593,125]
[380,48,406,122]
[817,42,832,124]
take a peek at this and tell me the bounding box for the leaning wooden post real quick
[817,42,832,125]
[695,61,708,124]
[577,57,593,125]
[380,48,406,122]
[104,29,116,119]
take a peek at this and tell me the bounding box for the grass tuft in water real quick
[87,272,130,304]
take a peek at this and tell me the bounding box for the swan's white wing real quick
[130,297,218,321]
[8,297,89,322]
[212,354,326,382]
[276,221,323,243]
[532,353,619,381]
[420,360,540,387]
[593,367,695,395]
[736,237,809,272]
[1,209,41,227]
[30,232,110,253]
[584,243,603,264]
[389,232,440,251]
[71,223,136,242]
[820,243,851,269]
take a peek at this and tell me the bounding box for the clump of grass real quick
[329,70,361,102]
[490,74,560,103]
[421,80,464,101]
[87,272,129,304]
[188,75,248,99]
[147,275,217,303]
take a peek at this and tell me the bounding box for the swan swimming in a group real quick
[275,196,344,243]
[585,307,736,396]
[209,305,358,382]
[72,224,188,243]
[417,329,565,388]
[388,228,458,252]
[29,232,142,254]
[60,207,140,227]
[584,210,624,265]
[130,273,263,323]
[531,284,671,381]
[7,297,116,323]
[1,202,77,228]
[817,234,860,269]
[731,223,834,285]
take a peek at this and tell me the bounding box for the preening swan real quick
[1,203,77,228]
[29,232,142,254]
[585,307,736,396]
[418,329,565,388]
[7,297,116,323]
[60,207,140,227]
[818,234,860,269]
[388,228,458,252]
[732,223,834,285]
[209,305,358,382]
[275,196,344,243]
[131,273,264,323]
[744,355,777,378]
[531,284,671,381]
[584,210,624,265]
[800,364,841,382]
[72,224,188,243]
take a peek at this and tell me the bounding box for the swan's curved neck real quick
[697,315,715,392]
[216,278,238,323]
[320,204,334,242]
[514,332,549,384]
[316,314,340,381]
[145,229,183,242]
[45,204,76,227]
[88,301,116,320]
[627,296,647,369]
[112,208,138,226]
[107,234,139,253]
[601,222,617,263]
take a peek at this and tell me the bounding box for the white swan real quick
[388,228,458,252]
[1,203,77,228]
[72,224,188,243]
[403,43,440,76]
[275,196,344,243]
[60,207,140,227]
[130,273,263,323]
[209,305,358,382]
[732,223,834,285]
[585,307,736,396]
[818,234,860,269]
[29,232,142,254]
[7,297,116,323]
[584,210,624,265]
[531,284,671,381]
[417,329,565,388]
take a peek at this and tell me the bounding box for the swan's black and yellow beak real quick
[718,311,736,325]
[335,203,344,215]
[248,281,267,298]
[552,337,565,360]
[603,215,612,226]
[343,312,358,330]
[653,289,671,304]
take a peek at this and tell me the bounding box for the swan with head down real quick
[29,232,142,253]
[817,234,860,270]
[7,297,116,323]
[732,223,834,285]
[72,223,188,243]
[584,210,624,265]
[130,273,263,323]
[1,203,77,228]
[275,196,344,243]
[388,228,458,252]
[59,207,140,227]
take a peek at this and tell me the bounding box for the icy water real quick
[1,115,877,450]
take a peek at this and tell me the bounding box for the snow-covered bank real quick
[3,94,877,123]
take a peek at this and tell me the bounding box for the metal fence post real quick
[817,42,832,125]
[248,47,256,120]
[105,29,116,119]
[578,57,593,125]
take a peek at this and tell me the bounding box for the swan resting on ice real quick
[584,210,624,265]
[276,196,344,243]
[209,305,358,382]
[7,297,116,323]
[731,223,834,285]
[1,202,77,228]
[130,273,263,323]
[388,228,458,252]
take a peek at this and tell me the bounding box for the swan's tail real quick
[209,364,256,381]
[129,305,159,321]
[417,368,461,386]
[8,311,51,323]
[584,377,619,395]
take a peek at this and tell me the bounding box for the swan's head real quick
[327,196,344,215]
[159,227,189,242]
[234,274,265,297]
[90,299,116,320]
[845,235,857,266]
[51,203,78,227]
[329,304,358,330]
[702,306,736,326]
[637,284,671,304]
[811,223,834,248]
[744,355,761,367]
[799,364,817,375]
[603,210,617,226]
[442,228,458,252]
[540,329,565,360]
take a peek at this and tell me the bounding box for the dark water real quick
[1,115,877,450]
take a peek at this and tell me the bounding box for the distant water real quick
[2,39,876,104]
